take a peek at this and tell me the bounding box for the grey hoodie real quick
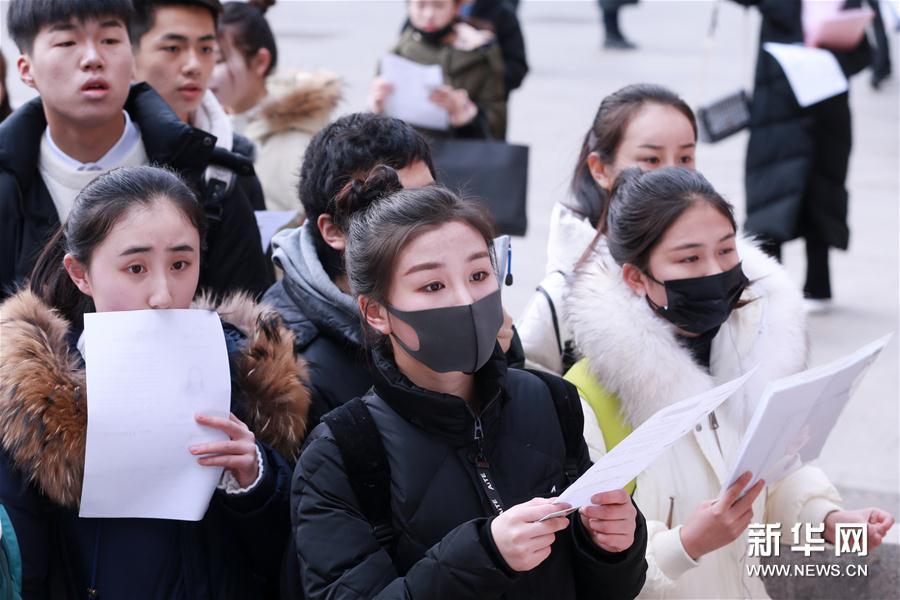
[267,220,361,349]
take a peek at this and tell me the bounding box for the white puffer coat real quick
[566,237,843,599]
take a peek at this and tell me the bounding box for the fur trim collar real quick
[250,70,341,139]
[0,290,309,508]
[567,236,807,427]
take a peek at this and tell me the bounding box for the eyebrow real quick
[637,143,696,150]
[119,244,195,256]
[160,32,216,43]
[402,250,491,276]
[669,233,736,252]
[48,22,77,33]
[48,19,123,33]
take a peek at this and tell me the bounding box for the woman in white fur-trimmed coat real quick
[563,167,894,599]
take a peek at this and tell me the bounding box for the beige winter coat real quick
[566,238,843,599]
[234,71,341,214]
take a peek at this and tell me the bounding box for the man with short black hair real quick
[265,113,437,436]
[0,0,272,299]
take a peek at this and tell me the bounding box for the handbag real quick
[697,90,752,143]
[696,1,753,144]
[428,137,529,236]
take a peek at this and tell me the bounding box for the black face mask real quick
[644,263,749,335]
[411,18,458,46]
[385,289,503,374]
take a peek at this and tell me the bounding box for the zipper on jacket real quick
[471,413,505,515]
[709,410,724,456]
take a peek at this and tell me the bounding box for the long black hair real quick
[29,166,207,330]
[566,84,697,228]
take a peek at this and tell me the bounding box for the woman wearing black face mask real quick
[564,167,891,598]
[367,0,507,140]
[291,165,648,599]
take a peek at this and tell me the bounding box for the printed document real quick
[80,309,231,520]
[723,334,891,496]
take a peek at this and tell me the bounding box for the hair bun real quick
[247,0,276,14]
[333,164,403,228]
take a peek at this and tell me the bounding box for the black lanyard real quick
[473,417,505,515]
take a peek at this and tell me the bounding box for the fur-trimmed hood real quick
[238,70,341,142]
[0,289,310,509]
[567,235,808,428]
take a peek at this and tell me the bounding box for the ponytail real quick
[29,228,94,330]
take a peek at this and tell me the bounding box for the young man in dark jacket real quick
[264,113,438,437]
[0,0,271,300]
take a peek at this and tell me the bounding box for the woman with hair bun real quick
[211,0,341,214]
[291,165,648,599]
[564,166,894,598]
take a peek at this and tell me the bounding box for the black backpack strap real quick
[525,369,583,488]
[321,398,394,552]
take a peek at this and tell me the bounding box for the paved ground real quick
[2,0,898,541]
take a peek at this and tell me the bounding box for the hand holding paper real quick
[540,369,756,522]
[379,53,449,130]
[578,489,638,553]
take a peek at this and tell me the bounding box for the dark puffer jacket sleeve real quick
[213,441,293,588]
[292,428,515,599]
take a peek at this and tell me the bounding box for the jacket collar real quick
[369,343,507,447]
[0,83,216,191]
[0,289,310,508]
[567,235,807,428]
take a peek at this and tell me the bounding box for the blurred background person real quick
[455,0,528,98]
[211,0,341,215]
[369,0,507,140]
[733,0,878,311]
[599,0,639,50]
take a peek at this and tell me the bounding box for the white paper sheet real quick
[541,369,756,519]
[380,53,449,131]
[763,42,848,108]
[723,334,891,496]
[255,210,298,252]
[80,309,232,521]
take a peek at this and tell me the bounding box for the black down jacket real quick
[292,345,648,599]
[0,83,272,299]
[733,0,872,248]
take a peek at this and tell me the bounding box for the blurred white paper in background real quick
[255,210,298,252]
[723,334,891,496]
[763,42,848,107]
[380,53,449,131]
[80,309,231,521]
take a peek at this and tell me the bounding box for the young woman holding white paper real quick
[291,165,647,598]
[0,166,309,598]
[564,166,894,598]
